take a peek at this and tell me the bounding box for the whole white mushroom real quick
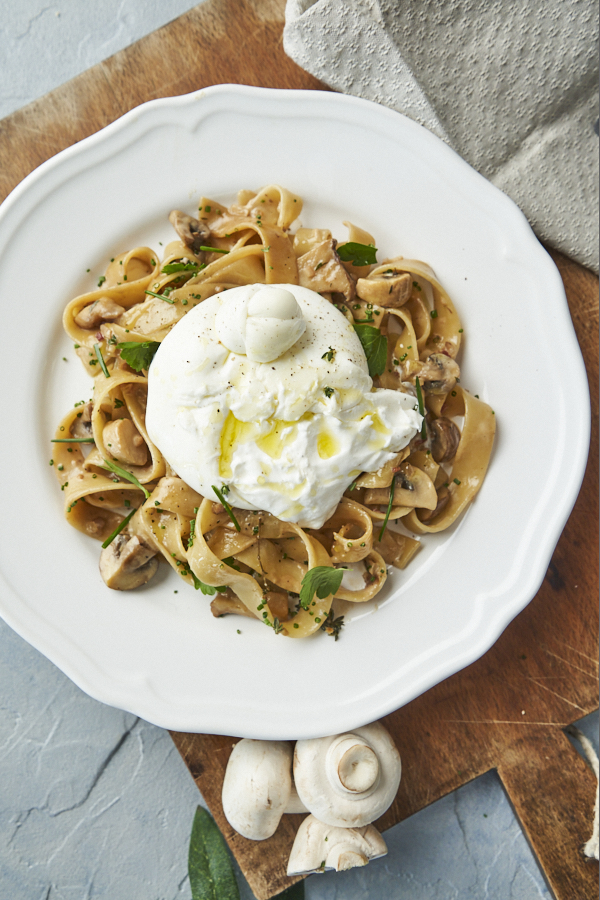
[293,722,401,828]
[221,739,307,840]
[287,815,388,876]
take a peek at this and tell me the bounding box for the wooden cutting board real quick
[1,2,597,898]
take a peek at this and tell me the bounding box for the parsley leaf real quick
[101,458,150,499]
[353,323,387,377]
[118,340,160,372]
[190,572,227,595]
[337,242,377,266]
[299,566,346,610]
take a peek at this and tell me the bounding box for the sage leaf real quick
[337,242,378,266]
[353,323,387,377]
[188,806,240,900]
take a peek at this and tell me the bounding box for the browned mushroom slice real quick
[168,209,211,255]
[103,419,148,467]
[355,448,410,489]
[265,591,289,622]
[429,417,460,463]
[69,401,94,439]
[74,298,125,329]
[210,594,257,619]
[364,463,437,510]
[297,240,356,302]
[417,485,450,522]
[99,534,158,590]
[356,272,412,308]
[403,353,460,394]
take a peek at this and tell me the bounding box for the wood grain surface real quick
[1,2,597,899]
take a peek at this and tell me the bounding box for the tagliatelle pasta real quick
[51,185,495,639]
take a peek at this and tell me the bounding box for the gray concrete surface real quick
[0,3,597,898]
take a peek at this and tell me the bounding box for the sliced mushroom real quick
[74,298,125,329]
[417,485,450,523]
[355,447,410,489]
[210,594,256,619]
[297,240,356,302]
[429,416,460,463]
[69,401,94,439]
[356,272,412,308]
[403,353,460,394]
[293,722,401,828]
[168,209,210,256]
[265,591,289,622]
[364,463,437,510]
[222,739,295,840]
[103,418,148,467]
[99,534,158,590]
[287,815,387,876]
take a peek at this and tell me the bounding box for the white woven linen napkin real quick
[284,0,599,271]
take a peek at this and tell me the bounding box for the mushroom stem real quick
[284,784,309,814]
[326,734,380,795]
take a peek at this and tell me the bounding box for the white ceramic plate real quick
[0,86,589,739]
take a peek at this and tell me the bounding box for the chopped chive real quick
[430,309,438,319]
[93,343,110,377]
[101,458,150,499]
[415,376,427,439]
[51,437,95,443]
[144,289,175,304]
[101,508,136,549]
[378,474,396,542]
[212,485,240,531]
[199,246,229,254]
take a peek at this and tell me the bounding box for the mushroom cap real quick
[287,815,387,876]
[293,722,401,828]
[222,739,293,840]
[99,534,158,590]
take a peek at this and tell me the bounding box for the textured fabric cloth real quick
[284,0,599,271]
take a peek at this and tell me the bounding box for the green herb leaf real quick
[117,340,160,372]
[337,242,378,266]
[191,573,227,595]
[101,458,150,499]
[353,323,387,377]
[94,343,110,378]
[51,437,95,443]
[145,289,175,304]
[162,262,203,274]
[101,508,136,549]
[222,556,241,572]
[188,806,240,900]
[378,474,396,541]
[299,566,346,610]
[199,245,229,255]
[212,485,240,532]
[415,376,427,439]
[320,609,345,641]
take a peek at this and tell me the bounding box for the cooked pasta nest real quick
[52,185,495,639]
